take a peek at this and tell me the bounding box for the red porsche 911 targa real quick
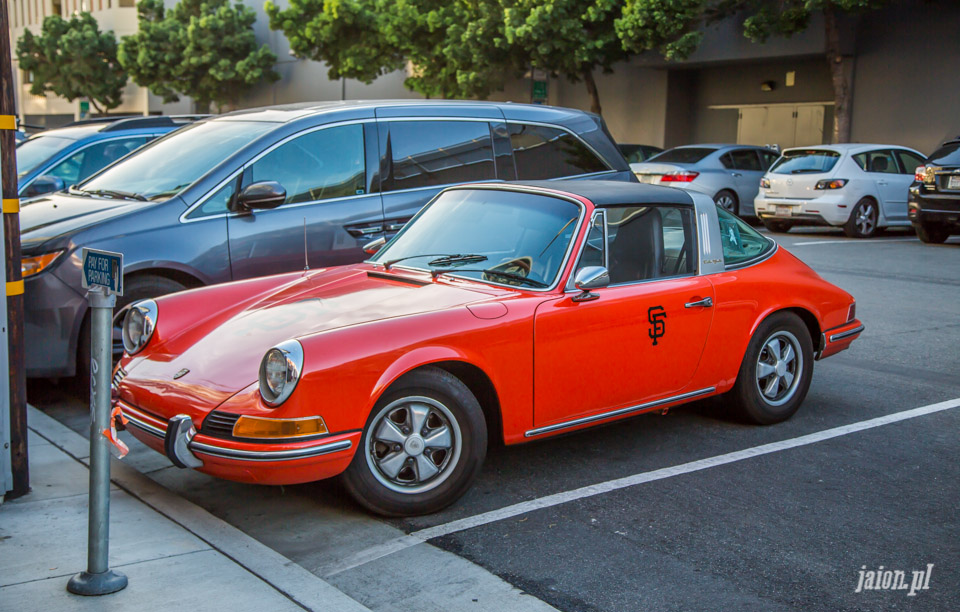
[114,181,863,516]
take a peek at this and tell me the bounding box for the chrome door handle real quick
[346,225,383,238]
[385,223,406,232]
[731,172,742,177]
[684,297,713,308]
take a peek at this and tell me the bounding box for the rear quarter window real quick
[509,123,608,180]
[716,207,774,267]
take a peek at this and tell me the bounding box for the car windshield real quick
[928,142,960,165]
[16,135,75,178]
[79,120,274,200]
[647,147,716,164]
[371,189,581,289]
[770,150,841,174]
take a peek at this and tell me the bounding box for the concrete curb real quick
[27,405,372,612]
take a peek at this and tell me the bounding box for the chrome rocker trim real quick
[829,324,865,343]
[524,387,716,438]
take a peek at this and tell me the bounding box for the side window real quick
[759,150,779,170]
[729,149,763,171]
[249,124,365,205]
[716,206,773,266]
[895,150,927,175]
[509,123,608,180]
[187,177,237,219]
[47,137,147,185]
[605,205,695,285]
[854,150,898,174]
[383,121,495,191]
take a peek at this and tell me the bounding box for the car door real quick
[858,149,907,221]
[533,204,714,430]
[378,118,501,240]
[728,149,767,213]
[893,149,928,221]
[226,123,385,280]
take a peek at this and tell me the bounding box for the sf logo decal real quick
[648,305,667,346]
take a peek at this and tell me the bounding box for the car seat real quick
[608,209,663,284]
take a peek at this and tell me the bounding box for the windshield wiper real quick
[147,183,191,200]
[427,254,487,267]
[383,253,475,269]
[431,268,548,288]
[84,188,147,201]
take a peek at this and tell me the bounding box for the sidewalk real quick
[0,407,371,612]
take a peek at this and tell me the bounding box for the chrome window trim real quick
[525,387,716,437]
[722,240,779,271]
[564,209,607,292]
[381,184,586,293]
[22,134,156,193]
[179,118,373,223]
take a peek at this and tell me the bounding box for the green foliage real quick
[740,0,889,42]
[120,0,279,112]
[16,13,127,114]
[266,0,519,99]
[615,0,708,60]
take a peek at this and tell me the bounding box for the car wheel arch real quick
[744,306,822,365]
[370,351,504,446]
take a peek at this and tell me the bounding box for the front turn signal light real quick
[232,415,328,439]
[21,250,64,277]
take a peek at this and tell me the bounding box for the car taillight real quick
[660,171,699,183]
[848,302,856,322]
[815,179,847,190]
[914,166,926,182]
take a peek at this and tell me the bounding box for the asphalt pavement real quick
[22,226,960,612]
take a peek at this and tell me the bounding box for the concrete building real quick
[8,0,959,154]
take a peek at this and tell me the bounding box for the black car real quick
[21,100,634,378]
[909,137,960,243]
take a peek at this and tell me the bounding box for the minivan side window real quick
[382,121,495,191]
[250,124,366,205]
[509,123,608,180]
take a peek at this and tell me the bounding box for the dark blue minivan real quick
[21,100,634,377]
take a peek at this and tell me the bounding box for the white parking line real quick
[790,238,919,246]
[323,396,960,577]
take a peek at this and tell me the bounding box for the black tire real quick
[843,198,879,238]
[761,219,793,233]
[726,312,814,425]
[914,222,950,244]
[77,274,188,382]
[341,367,487,516]
[714,189,739,216]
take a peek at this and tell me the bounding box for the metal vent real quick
[112,366,127,392]
[200,411,241,438]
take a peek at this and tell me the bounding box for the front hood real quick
[122,267,508,412]
[19,192,149,252]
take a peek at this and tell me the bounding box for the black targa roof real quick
[458,180,697,207]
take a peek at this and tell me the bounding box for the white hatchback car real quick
[755,144,927,238]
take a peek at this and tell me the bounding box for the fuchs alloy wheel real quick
[341,367,487,516]
[915,222,950,244]
[714,189,739,215]
[727,312,814,425]
[844,198,879,238]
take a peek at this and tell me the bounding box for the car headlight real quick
[121,299,158,355]
[258,339,304,407]
[21,250,64,277]
[760,177,771,189]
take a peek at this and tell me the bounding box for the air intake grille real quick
[201,411,241,438]
[112,366,127,392]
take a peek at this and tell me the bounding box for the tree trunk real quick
[823,3,851,143]
[582,67,602,116]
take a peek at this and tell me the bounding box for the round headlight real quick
[258,340,304,407]
[121,299,158,355]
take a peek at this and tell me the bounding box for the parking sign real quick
[81,248,123,296]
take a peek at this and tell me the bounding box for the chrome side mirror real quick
[363,236,386,255]
[572,266,609,302]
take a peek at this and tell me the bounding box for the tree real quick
[16,13,127,114]
[616,0,891,143]
[120,0,279,113]
[503,0,629,116]
[266,0,520,100]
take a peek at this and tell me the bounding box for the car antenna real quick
[303,218,310,271]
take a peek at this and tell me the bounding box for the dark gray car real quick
[21,100,633,378]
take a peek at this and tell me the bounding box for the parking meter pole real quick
[67,287,127,596]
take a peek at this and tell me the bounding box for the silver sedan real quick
[630,144,779,217]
